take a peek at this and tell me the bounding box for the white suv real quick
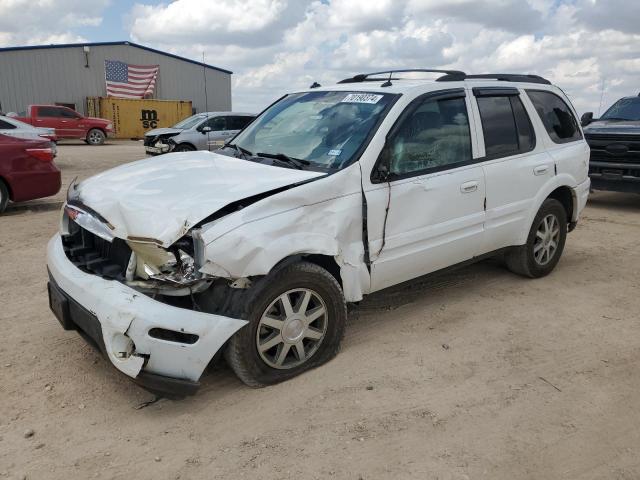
[47,70,590,396]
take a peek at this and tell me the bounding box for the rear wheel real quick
[0,180,9,213]
[505,198,567,278]
[86,129,105,145]
[225,262,347,387]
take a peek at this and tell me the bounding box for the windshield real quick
[601,97,640,121]
[231,91,396,170]
[172,114,207,129]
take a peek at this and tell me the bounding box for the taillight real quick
[25,148,54,162]
[38,133,57,141]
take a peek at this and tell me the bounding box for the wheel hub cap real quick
[282,318,305,343]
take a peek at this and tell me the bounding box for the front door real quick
[365,89,486,292]
[198,116,228,150]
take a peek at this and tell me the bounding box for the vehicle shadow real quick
[588,191,640,212]
[4,200,63,215]
[177,257,511,406]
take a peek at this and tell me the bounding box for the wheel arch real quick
[547,185,575,224]
[518,175,579,245]
[0,175,14,200]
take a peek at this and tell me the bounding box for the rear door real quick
[366,89,487,291]
[472,87,553,251]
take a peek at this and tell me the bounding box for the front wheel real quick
[505,198,567,278]
[173,143,195,152]
[86,129,105,145]
[225,262,347,387]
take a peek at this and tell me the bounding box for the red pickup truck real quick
[14,105,113,145]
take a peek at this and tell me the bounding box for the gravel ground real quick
[1,140,639,480]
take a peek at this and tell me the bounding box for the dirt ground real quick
[1,140,639,480]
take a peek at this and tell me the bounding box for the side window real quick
[38,107,64,118]
[202,116,225,131]
[526,90,582,144]
[0,119,16,129]
[476,94,535,157]
[60,108,79,119]
[387,95,472,177]
[228,116,253,130]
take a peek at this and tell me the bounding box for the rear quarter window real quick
[526,90,582,144]
[0,119,16,129]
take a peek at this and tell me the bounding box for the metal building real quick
[0,41,232,115]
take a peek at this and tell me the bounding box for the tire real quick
[86,129,105,145]
[173,144,195,152]
[225,261,347,387]
[0,180,9,214]
[505,198,567,278]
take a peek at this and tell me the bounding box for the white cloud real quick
[0,0,107,45]
[2,0,640,115]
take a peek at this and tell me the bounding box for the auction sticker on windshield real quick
[341,93,383,104]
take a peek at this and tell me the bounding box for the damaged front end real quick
[143,132,180,155]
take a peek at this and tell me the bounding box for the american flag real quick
[105,60,159,99]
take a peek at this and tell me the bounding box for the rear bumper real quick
[46,234,247,397]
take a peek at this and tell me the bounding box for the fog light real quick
[111,332,135,359]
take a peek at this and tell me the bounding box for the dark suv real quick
[582,95,640,193]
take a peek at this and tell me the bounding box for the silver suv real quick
[144,112,255,154]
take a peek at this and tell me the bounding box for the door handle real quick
[460,181,479,193]
[534,165,549,176]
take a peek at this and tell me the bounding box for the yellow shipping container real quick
[86,97,192,139]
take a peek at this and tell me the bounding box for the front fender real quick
[198,164,370,301]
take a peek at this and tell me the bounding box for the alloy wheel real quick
[88,131,103,144]
[256,288,328,370]
[533,213,560,266]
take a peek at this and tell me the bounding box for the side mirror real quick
[373,143,392,182]
[580,112,594,127]
[201,126,212,133]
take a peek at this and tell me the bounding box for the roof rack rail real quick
[337,69,466,84]
[437,73,551,85]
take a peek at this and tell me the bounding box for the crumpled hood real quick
[76,151,325,246]
[585,120,640,135]
[144,127,183,137]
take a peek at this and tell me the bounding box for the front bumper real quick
[46,234,247,396]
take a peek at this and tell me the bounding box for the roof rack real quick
[337,69,465,84]
[337,69,551,86]
[437,73,551,85]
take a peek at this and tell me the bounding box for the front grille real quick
[585,133,640,171]
[585,133,640,143]
[62,220,132,280]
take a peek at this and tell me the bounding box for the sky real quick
[1,0,639,114]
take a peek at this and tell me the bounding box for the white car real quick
[0,115,57,153]
[47,69,590,397]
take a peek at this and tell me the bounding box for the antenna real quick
[202,51,209,114]
[598,77,606,116]
[202,51,212,150]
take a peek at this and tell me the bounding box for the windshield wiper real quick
[256,152,310,170]
[226,143,253,158]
